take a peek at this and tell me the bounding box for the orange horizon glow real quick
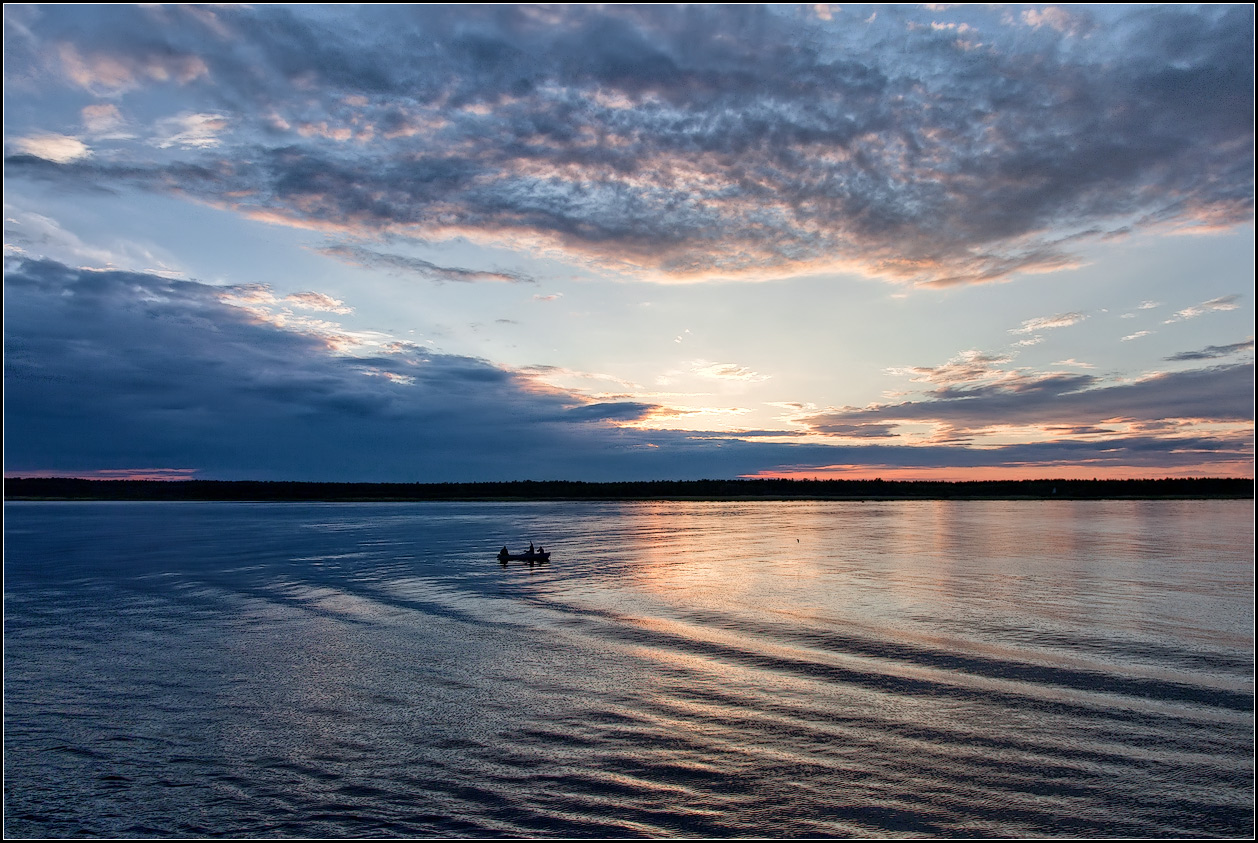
[4,469,201,482]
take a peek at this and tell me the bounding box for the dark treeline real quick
[5,476,1253,501]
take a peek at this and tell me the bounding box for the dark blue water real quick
[4,499,1253,837]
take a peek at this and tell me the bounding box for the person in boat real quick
[498,546,510,562]
[528,542,535,555]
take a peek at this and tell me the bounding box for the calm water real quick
[4,499,1253,838]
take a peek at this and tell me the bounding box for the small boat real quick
[497,547,550,563]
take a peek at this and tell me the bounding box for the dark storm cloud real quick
[805,422,901,439]
[1165,339,1255,362]
[802,365,1255,434]
[7,4,1252,284]
[560,402,661,424]
[1,257,616,479]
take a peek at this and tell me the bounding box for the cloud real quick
[81,103,130,138]
[1021,6,1093,36]
[801,364,1254,436]
[8,133,91,163]
[5,4,1252,285]
[1122,331,1152,342]
[319,243,536,284]
[887,350,1015,387]
[152,112,229,149]
[803,422,901,439]
[1165,339,1254,362]
[1042,425,1115,436]
[284,291,353,314]
[563,402,660,423]
[690,361,769,383]
[0,257,578,479]
[1011,312,1087,334]
[2,207,181,274]
[1164,294,1243,323]
[55,36,208,95]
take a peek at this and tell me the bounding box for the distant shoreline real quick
[4,477,1253,502]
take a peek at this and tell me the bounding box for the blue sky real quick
[4,4,1253,482]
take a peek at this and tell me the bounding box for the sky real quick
[3,3,1254,483]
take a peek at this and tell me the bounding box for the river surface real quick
[4,499,1253,837]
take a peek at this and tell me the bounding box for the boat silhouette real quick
[497,546,550,563]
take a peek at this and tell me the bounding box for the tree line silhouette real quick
[5,476,1252,501]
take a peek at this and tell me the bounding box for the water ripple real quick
[4,500,1252,838]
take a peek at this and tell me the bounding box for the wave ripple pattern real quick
[4,500,1253,837]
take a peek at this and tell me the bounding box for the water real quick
[4,499,1253,838]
